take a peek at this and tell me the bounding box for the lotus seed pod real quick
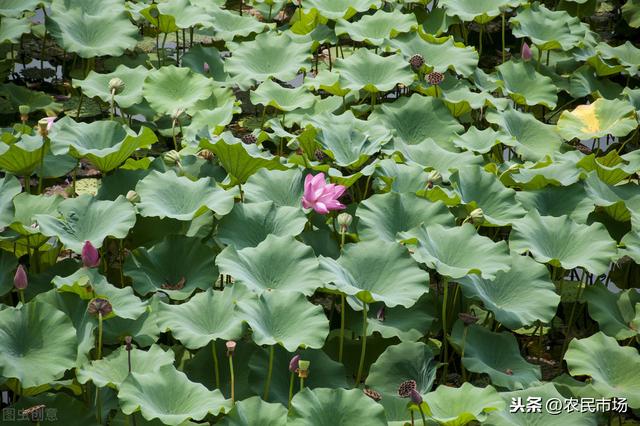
[87,298,113,316]
[19,105,30,116]
[297,360,310,378]
[469,208,484,225]
[337,212,352,233]
[14,264,28,290]
[426,71,444,86]
[126,190,140,203]
[398,379,417,397]
[241,134,257,145]
[409,389,423,405]
[164,150,181,165]
[314,149,326,162]
[226,340,237,357]
[363,388,382,401]
[125,336,133,351]
[82,240,101,268]
[521,42,532,62]
[289,354,301,372]
[108,77,125,95]
[409,53,424,70]
[37,117,53,136]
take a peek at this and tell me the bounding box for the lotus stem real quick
[441,276,449,384]
[23,175,30,194]
[72,162,78,197]
[561,268,588,354]
[460,325,468,382]
[229,354,235,404]
[97,312,103,360]
[171,117,179,151]
[263,346,275,400]
[478,25,484,57]
[355,302,368,386]
[18,289,25,304]
[501,12,506,63]
[37,140,46,195]
[339,293,345,362]
[288,371,295,409]
[418,405,427,426]
[300,376,305,390]
[212,341,221,389]
[410,411,414,426]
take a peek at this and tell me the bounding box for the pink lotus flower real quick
[14,265,28,290]
[302,173,346,214]
[82,240,100,268]
[43,116,56,131]
[521,42,532,62]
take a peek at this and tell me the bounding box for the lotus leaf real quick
[557,98,638,140]
[334,48,415,93]
[335,9,417,45]
[289,388,387,426]
[423,382,506,426]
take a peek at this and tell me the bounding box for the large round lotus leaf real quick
[557,98,637,140]
[156,288,243,349]
[11,192,64,237]
[224,32,312,89]
[496,61,558,109]
[366,341,438,396]
[47,2,138,58]
[335,9,416,45]
[73,65,149,109]
[356,192,454,242]
[371,94,463,148]
[623,0,640,27]
[507,151,585,189]
[334,49,414,93]
[0,0,42,17]
[250,78,316,112]
[515,184,594,224]
[236,290,329,351]
[404,223,511,280]
[156,0,211,28]
[243,168,304,207]
[77,344,175,388]
[124,235,218,299]
[565,332,640,408]
[622,228,640,264]
[440,0,525,23]
[373,159,432,194]
[304,0,381,20]
[320,239,430,307]
[0,17,30,43]
[0,133,45,175]
[289,388,387,426]
[450,166,527,226]
[452,126,516,154]
[0,301,77,388]
[217,235,326,295]
[578,150,636,185]
[509,4,587,51]
[387,33,478,77]
[49,117,157,172]
[458,254,560,329]
[0,251,18,297]
[217,201,306,249]
[0,84,62,114]
[35,195,136,253]
[486,382,599,426]
[135,170,234,220]
[486,106,563,161]
[423,382,505,425]
[218,396,287,426]
[584,281,640,340]
[450,322,541,390]
[509,211,617,276]
[205,7,273,41]
[583,172,640,217]
[118,364,230,425]
[397,139,485,180]
[200,133,288,184]
[142,66,214,115]
[0,174,20,228]
[595,41,640,77]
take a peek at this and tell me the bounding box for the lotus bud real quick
[125,335,133,351]
[126,190,140,203]
[469,208,484,225]
[376,306,385,322]
[337,212,352,233]
[364,388,382,401]
[427,71,444,86]
[164,150,181,166]
[409,54,424,70]
[289,354,300,372]
[297,360,310,378]
[203,62,210,74]
[409,389,423,405]
[241,134,257,145]
[82,240,101,268]
[87,298,113,316]
[398,379,417,398]
[108,77,125,95]
[226,340,236,357]
[521,42,532,62]
[458,312,479,325]
[14,264,28,290]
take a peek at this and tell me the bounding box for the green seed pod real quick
[19,105,31,116]
[108,77,125,95]
[337,212,352,233]
[469,208,484,225]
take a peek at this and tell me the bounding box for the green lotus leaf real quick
[0,301,77,388]
[0,83,61,113]
[35,195,136,252]
[304,0,381,20]
[217,235,326,295]
[47,3,138,58]
[557,98,638,140]
[320,239,430,307]
[509,4,588,51]
[0,17,30,43]
[458,254,560,329]
[156,288,243,349]
[217,201,306,249]
[623,0,640,27]
[237,290,329,351]
[73,65,149,109]
[370,94,464,148]
[404,223,511,280]
[250,78,316,112]
[52,267,147,320]
[387,33,478,77]
[334,49,415,93]
[289,388,387,426]
[0,0,42,18]
[49,117,157,172]
[356,192,454,242]
[0,174,20,228]
[450,322,541,390]
[218,396,287,426]
[224,32,312,89]
[583,172,640,219]
[565,332,640,408]
[181,45,228,81]
[452,126,516,154]
[366,341,438,396]
[142,66,215,116]
[584,281,640,340]
[441,0,525,23]
[124,235,219,300]
[157,0,211,28]
[578,150,635,185]
[335,9,416,45]
[11,392,99,426]
[424,382,505,426]
[243,168,304,207]
[506,151,585,189]
[0,133,45,175]
[398,138,484,180]
[137,3,179,33]
[515,183,594,223]
[486,106,563,161]
[622,227,640,264]
[77,344,175,388]
[135,170,234,220]
[371,159,431,193]
[496,60,558,108]
[304,70,350,97]
[568,64,624,99]
[183,87,240,139]
[509,211,618,275]
[596,41,640,77]
[118,364,230,425]
[206,7,273,42]
[0,250,18,297]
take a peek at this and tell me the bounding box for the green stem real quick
[561,268,587,354]
[288,372,295,409]
[418,405,427,426]
[37,140,46,195]
[441,277,449,384]
[229,355,235,404]
[478,25,484,57]
[23,175,30,194]
[263,346,275,400]
[339,293,345,363]
[501,12,506,63]
[172,118,179,151]
[72,162,78,197]
[355,302,368,386]
[212,342,220,389]
[300,376,305,390]
[98,312,103,359]
[18,289,25,304]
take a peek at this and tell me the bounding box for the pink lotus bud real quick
[376,306,385,322]
[226,340,236,357]
[203,62,210,73]
[14,264,28,290]
[521,43,532,62]
[289,354,301,372]
[82,240,100,268]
